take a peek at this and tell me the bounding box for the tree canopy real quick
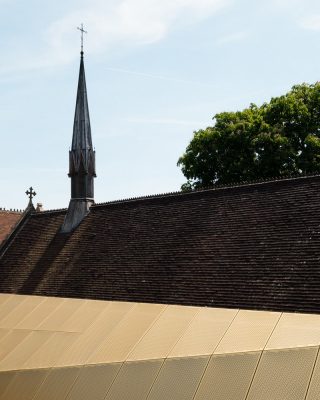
[178,83,320,189]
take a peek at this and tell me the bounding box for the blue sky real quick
[1,0,320,210]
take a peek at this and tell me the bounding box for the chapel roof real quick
[0,174,320,313]
[0,210,23,244]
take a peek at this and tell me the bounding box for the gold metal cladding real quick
[0,296,45,329]
[105,359,163,400]
[87,303,165,364]
[147,356,209,400]
[266,312,320,350]
[127,305,199,361]
[66,363,121,400]
[214,310,280,354]
[246,347,318,400]
[32,366,81,400]
[0,330,53,372]
[15,296,65,330]
[306,349,320,400]
[194,352,261,400]
[0,369,49,400]
[2,294,320,399]
[169,307,238,358]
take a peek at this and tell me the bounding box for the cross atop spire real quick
[26,187,36,202]
[77,23,87,55]
[25,187,36,210]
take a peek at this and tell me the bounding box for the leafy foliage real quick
[178,83,320,189]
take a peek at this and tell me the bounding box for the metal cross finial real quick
[26,187,36,202]
[77,23,87,54]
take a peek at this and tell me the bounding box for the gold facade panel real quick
[0,295,28,322]
[0,296,45,329]
[59,299,107,333]
[0,329,9,342]
[105,359,163,400]
[0,294,12,306]
[169,307,238,358]
[23,332,80,370]
[37,298,84,332]
[88,303,165,364]
[266,313,320,350]
[56,302,134,367]
[0,330,31,361]
[0,371,16,398]
[148,356,209,400]
[194,351,261,400]
[0,330,53,372]
[66,363,121,400]
[16,296,64,330]
[247,347,318,400]
[0,368,49,400]
[215,310,280,354]
[306,349,320,400]
[33,366,81,400]
[127,305,198,361]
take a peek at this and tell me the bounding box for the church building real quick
[1,46,320,399]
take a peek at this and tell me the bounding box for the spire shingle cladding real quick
[62,53,96,233]
[1,175,320,313]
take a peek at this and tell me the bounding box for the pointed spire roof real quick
[71,52,92,150]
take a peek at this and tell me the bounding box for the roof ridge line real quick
[92,172,320,207]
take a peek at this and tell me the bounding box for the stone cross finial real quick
[26,187,36,203]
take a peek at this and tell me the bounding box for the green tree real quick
[178,83,320,189]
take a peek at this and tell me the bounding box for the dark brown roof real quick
[1,175,320,313]
[0,211,23,244]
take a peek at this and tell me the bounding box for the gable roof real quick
[0,174,320,313]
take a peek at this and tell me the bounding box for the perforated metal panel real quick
[247,347,318,400]
[266,313,320,350]
[127,305,198,361]
[32,366,81,400]
[16,296,64,330]
[215,310,280,354]
[194,351,261,400]
[0,295,28,322]
[66,363,121,400]
[306,349,320,400]
[23,332,80,369]
[0,331,53,371]
[148,356,209,400]
[0,296,44,329]
[169,307,238,358]
[57,302,134,367]
[0,371,16,398]
[0,330,30,360]
[37,298,83,331]
[0,329,9,342]
[105,359,163,400]
[88,303,165,364]
[0,368,49,400]
[59,300,107,333]
[0,294,11,306]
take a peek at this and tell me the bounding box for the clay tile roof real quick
[0,175,320,313]
[0,210,23,244]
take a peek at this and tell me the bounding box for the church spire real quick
[61,27,96,233]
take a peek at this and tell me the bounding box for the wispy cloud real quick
[300,14,320,31]
[106,67,216,87]
[215,31,249,46]
[127,117,205,126]
[1,0,231,75]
